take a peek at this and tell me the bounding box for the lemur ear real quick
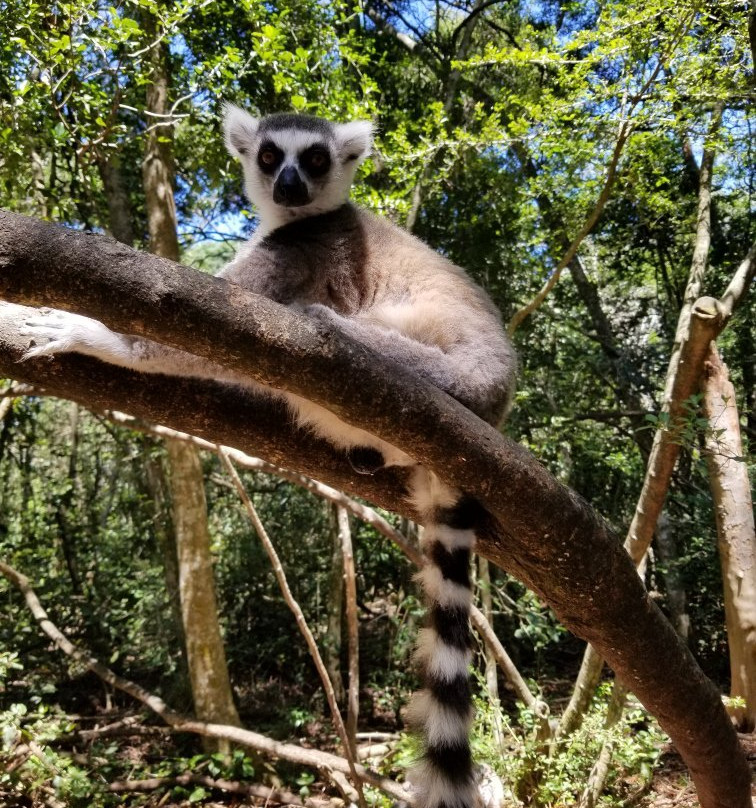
[334,120,374,163]
[223,104,259,158]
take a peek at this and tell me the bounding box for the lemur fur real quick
[17,107,517,808]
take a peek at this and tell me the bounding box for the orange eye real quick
[303,148,330,176]
[260,150,277,165]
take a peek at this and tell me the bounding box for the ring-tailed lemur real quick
[17,107,517,808]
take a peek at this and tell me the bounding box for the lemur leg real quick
[17,305,415,470]
[19,307,240,381]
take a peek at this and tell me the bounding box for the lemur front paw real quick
[20,308,119,361]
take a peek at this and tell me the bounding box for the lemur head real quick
[223,105,373,233]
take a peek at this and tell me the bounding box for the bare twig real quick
[105,411,424,564]
[217,450,368,808]
[108,772,306,804]
[103,414,539,711]
[0,558,410,804]
[507,117,632,335]
[718,237,756,321]
[507,13,696,335]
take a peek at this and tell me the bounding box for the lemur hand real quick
[20,308,127,363]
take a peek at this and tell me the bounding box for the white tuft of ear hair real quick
[334,120,374,163]
[223,103,259,158]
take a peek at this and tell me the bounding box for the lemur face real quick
[254,115,335,208]
[223,106,373,230]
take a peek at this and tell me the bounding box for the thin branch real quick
[108,773,305,804]
[363,6,425,54]
[371,0,445,62]
[469,605,549,728]
[405,0,488,231]
[718,237,756,321]
[101,413,537,708]
[507,118,632,335]
[625,102,724,564]
[507,13,696,335]
[449,0,516,50]
[0,558,411,804]
[103,411,424,565]
[217,450,367,808]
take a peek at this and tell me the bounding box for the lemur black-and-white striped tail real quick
[407,468,481,808]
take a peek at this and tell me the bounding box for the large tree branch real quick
[0,210,750,808]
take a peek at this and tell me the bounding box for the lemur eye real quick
[301,146,331,177]
[257,142,283,173]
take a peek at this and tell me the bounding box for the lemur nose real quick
[274,166,310,207]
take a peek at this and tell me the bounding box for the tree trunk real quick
[55,402,82,596]
[701,345,756,732]
[143,449,191,703]
[654,512,690,641]
[337,505,359,756]
[325,504,346,706]
[98,154,135,248]
[141,18,179,264]
[166,438,241,745]
[140,12,240,743]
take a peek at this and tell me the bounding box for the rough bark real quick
[0,212,752,808]
[338,506,360,757]
[701,345,756,732]
[138,18,242,742]
[166,438,241,742]
[325,504,346,706]
[97,154,136,247]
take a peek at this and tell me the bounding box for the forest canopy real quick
[0,1,753,807]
